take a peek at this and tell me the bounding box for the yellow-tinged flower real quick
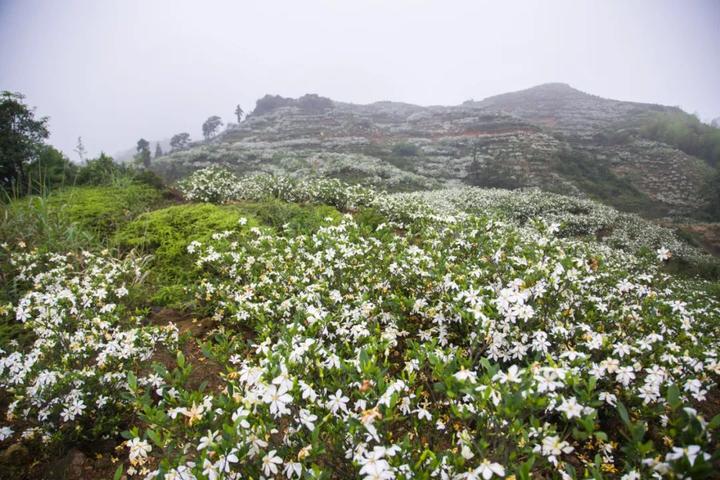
[297,445,311,460]
[360,407,382,425]
[183,402,205,426]
[602,463,618,473]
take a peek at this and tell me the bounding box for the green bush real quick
[45,184,163,237]
[238,199,341,235]
[0,184,161,251]
[113,203,259,306]
[391,142,420,157]
[112,201,342,306]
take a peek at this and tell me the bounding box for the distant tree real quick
[392,142,420,157]
[202,116,223,140]
[75,152,123,185]
[235,105,244,123]
[154,142,163,158]
[252,95,294,116]
[26,145,77,194]
[0,91,50,192]
[135,138,151,168]
[74,136,87,163]
[170,132,191,151]
[706,168,720,219]
[296,94,333,113]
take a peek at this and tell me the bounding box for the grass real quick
[113,203,257,307]
[112,200,342,307]
[0,183,164,344]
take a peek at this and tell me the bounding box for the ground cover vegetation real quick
[0,165,718,479]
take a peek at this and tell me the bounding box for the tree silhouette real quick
[170,132,191,151]
[136,138,151,168]
[202,116,223,140]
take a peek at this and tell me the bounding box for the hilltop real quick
[151,84,719,220]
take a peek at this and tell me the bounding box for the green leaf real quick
[666,384,681,409]
[127,371,137,392]
[594,431,608,442]
[708,413,720,430]
[177,351,186,368]
[617,402,630,426]
[113,465,124,480]
[146,429,163,447]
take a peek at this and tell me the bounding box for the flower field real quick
[0,169,718,479]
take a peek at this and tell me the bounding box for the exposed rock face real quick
[153,84,716,218]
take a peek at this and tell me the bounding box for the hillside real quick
[151,84,718,219]
[1,173,718,479]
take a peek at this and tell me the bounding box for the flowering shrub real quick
[1,173,718,478]
[177,166,242,203]
[0,247,178,445]
[385,187,708,262]
[125,215,718,479]
[178,167,377,211]
[175,170,712,268]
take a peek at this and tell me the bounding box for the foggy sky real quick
[1,0,719,160]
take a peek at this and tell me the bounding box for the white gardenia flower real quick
[0,426,13,441]
[665,445,704,466]
[557,397,583,419]
[416,407,432,421]
[262,450,283,476]
[127,437,152,465]
[327,389,349,415]
[460,444,475,460]
[272,365,294,391]
[492,365,522,384]
[473,459,506,479]
[263,384,293,417]
[454,368,478,383]
[538,435,574,466]
[197,430,220,451]
[656,247,671,261]
[615,366,636,386]
[283,461,302,479]
[598,392,617,406]
[299,408,318,431]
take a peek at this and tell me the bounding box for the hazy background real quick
[1,0,719,160]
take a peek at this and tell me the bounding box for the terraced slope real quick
[151,85,718,218]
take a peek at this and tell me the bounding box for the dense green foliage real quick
[238,199,342,235]
[0,91,51,194]
[391,142,420,157]
[113,203,254,306]
[1,183,162,254]
[22,144,78,195]
[112,200,342,306]
[639,111,720,167]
